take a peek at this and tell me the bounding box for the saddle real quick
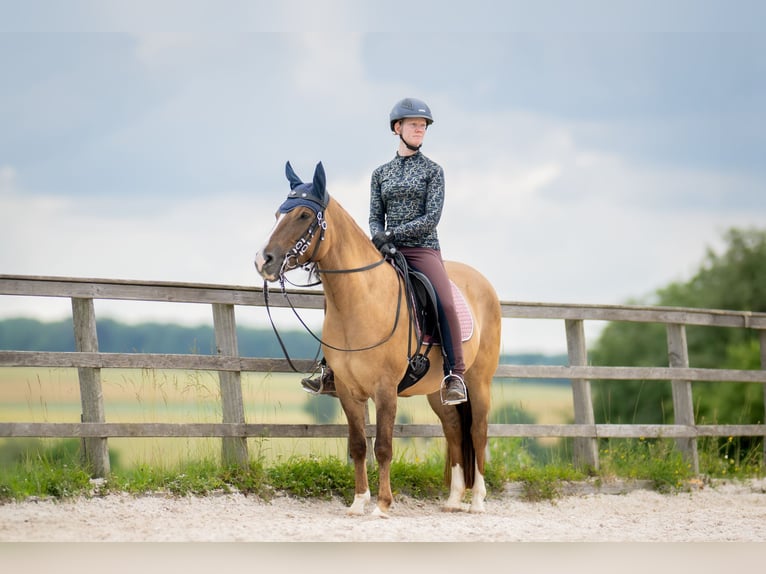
[390,253,469,394]
[407,270,442,342]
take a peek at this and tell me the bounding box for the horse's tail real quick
[458,399,475,488]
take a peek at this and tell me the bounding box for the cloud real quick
[0,165,18,194]
[0,151,762,354]
[1,18,765,353]
[0,181,296,328]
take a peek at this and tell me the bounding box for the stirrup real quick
[301,364,337,397]
[301,365,326,394]
[440,373,467,406]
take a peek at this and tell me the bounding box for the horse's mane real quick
[326,196,378,252]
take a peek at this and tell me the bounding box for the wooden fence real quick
[1,274,765,477]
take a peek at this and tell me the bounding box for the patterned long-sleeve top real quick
[368,151,445,250]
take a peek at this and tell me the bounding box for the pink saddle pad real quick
[452,281,474,342]
[423,281,474,344]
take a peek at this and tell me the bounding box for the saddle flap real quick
[409,270,440,331]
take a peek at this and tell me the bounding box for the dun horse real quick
[255,162,501,517]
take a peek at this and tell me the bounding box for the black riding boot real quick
[301,361,337,397]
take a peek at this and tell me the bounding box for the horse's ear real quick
[313,162,326,197]
[285,161,303,190]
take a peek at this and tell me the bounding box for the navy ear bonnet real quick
[279,161,330,214]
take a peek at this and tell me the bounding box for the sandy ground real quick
[2,478,766,543]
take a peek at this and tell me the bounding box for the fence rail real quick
[1,274,765,476]
[5,422,766,439]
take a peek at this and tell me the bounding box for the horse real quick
[255,161,501,517]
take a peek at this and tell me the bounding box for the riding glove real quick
[372,230,395,250]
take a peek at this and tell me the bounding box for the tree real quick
[590,227,766,433]
[302,394,341,424]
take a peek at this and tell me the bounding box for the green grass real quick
[266,455,355,502]
[487,439,588,501]
[698,435,765,478]
[117,459,270,497]
[0,439,92,500]
[1,435,761,504]
[598,438,693,492]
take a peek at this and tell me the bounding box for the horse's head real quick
[255,161,329,281]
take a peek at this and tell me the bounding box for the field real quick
[0,366,573,468]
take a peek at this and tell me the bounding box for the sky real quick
[1,1,765,354]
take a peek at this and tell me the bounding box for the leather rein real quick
[263,209,406,372]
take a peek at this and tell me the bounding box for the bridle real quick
[263,207,406,372]
[277,210,326,281]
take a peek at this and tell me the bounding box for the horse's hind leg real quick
[427,393,466,511]
[340,395,371,515]
[462,348,497,513]
[467,377,491,513]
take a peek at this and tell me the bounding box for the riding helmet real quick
[389,98,434,132]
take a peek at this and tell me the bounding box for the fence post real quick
[365,402,375,467]
[666,323,699,473]
[565,319,599,471]
[760,330,766,464]
[212,303,248,467]
[71,298,110,477]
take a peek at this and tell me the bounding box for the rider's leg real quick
[398,247,467,405]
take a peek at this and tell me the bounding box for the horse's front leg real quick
[340,394,370,516]
[372,386,397,518]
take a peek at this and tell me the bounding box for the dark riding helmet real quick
[389,97,434,132]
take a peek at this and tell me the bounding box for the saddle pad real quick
[452,281,474,342]
[418,280,475,345]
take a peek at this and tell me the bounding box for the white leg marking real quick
[347,490,370,516]
[443,464,465,511]
[470,465,487,514]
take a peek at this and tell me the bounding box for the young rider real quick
[302,97,467,405]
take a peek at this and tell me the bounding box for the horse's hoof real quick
[372,506,390,519]
[441,504,464,513]
[347,490,370,516]
[469,502,486,514]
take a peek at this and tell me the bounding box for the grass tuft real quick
[112,458,270,498]
[0,440,91,501]
[389,454,446,498]
[267,455,355,503]
[599,438,694,493]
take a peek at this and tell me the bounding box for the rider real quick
[301,97,468,405]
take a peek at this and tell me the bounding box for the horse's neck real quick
[318,203,398,317]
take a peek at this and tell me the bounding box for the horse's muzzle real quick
[254,250,280,282]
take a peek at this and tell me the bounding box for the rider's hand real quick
[379,243,397,257]
[372,230,394,250]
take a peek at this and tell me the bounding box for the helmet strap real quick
[399,133,422,152]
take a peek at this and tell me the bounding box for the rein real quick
[263,210,406,372]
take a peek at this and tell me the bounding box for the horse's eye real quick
[298,211,311,220]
